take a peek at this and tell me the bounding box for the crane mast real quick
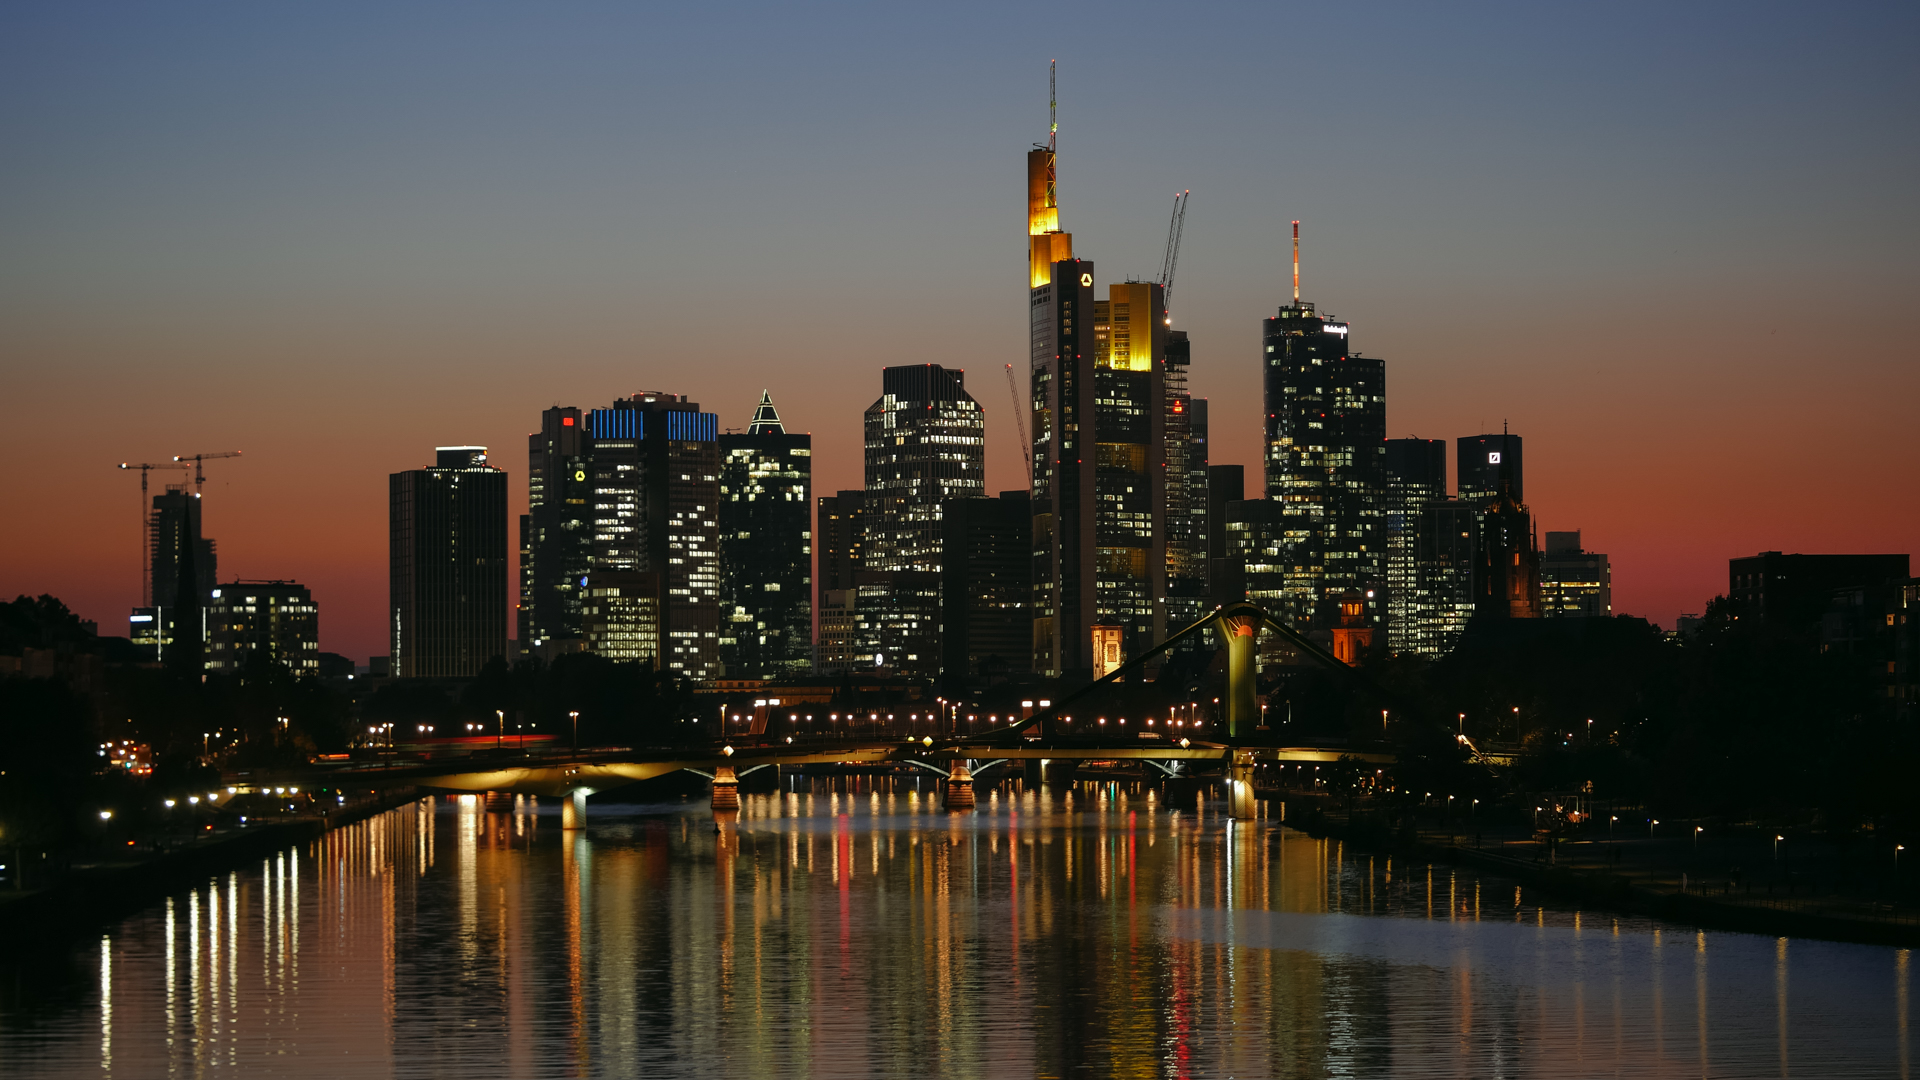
[1006,364,1033,490]
[1159,190,1189,323]
[173,450,242,496]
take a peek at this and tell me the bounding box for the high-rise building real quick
[1457,433,1523,507]
[390,447,509,678]
[815,490,865,673]
[521,406,590,661]
[940,492,1032,684]
[1384,439,1447,653]
[206,580,318,675]
[862,365,985,573]
[582,571,661,664]
[1540,531,1612,618]
[140,485,217,670]
[1261,230,1386,634]
[585,393,722,679]
[1207,464,1245,608]
[718,392,812,678]
[858,365,984,678]
[1413,500,1476,656]
[1165,339,1208,641]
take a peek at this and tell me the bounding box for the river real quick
[1,782,1911,1077]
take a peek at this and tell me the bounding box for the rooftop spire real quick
[1292,220,1301,303]
[747,391,784,435]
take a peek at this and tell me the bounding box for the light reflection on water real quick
[1,783,1912,1078]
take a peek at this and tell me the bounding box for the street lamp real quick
[570,711,580,749]
[1694,825,1703,855]
[1774,834,1784,861]
[496,709,504,752]
[1649,818,1659,840]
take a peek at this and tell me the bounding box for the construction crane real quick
[173,450,242,496]
[118,461,191,605]
[1005,364,1033,490]
[1158,190,1190,325]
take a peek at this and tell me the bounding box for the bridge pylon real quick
[710,766,740,811]
[944,764,975,810]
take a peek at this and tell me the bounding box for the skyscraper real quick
[586,393,722,679]
[390,447,509,678]
[861,365,983,677]
[521,406,590,660]
[1540,531,1612,618]
[134,484,218,669]
[862,365,985,573]
[1165,337,1208,640]
[1384,438,1446,654]
[940,492,1032,684]
[1261,226,1386,633]
[718,392,812,678]
[1457,433,1523,507]
[815,490,865,673]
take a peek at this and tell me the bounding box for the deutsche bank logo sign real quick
[1488,452,1502,464]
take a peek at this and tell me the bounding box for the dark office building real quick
[586,393,722,679]
[718,392,811,678]
[1384,438,1447,653]
[817,490,865,609]
[521,405,590,660]
[140,485,218,669]
[1458,433,1523,507]
[940,491,1032,685]
[1165,335,1208,641]
[390,446,509,678]
[1730,552,1910,631]
[1207,464,1246,608]
[1262,289,1386,633]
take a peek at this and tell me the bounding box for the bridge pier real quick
[710,766,740,811]
[561,789,587,830]
[1226,751,1257,820]
[944,764,975,811]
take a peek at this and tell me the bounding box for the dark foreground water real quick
[1,784,1912,1078]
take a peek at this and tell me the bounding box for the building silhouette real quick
[1413,499,1477,656]
[1457,432,1523,507]
[1472,471,1540,620]
[718,392,811,678]
[940,492,1032,686]
[520,406,590,661]
[390,446,509,677]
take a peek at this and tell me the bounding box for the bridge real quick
[287,605,1407,824]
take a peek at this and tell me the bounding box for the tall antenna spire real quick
[1049,59,1057,155]
[1292,220,1301,302]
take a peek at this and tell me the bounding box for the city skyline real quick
[3,4,1917,660]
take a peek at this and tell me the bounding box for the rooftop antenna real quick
[1292,220,1301,303]
[1049,60,1056,155]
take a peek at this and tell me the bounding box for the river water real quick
[0,783,1911,1078]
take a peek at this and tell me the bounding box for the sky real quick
[2,1,1916,662]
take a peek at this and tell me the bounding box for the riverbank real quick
[1286,802,1920,949]
[0,788,419,948]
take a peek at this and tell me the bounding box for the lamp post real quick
[496,709,504,752]
[1693,825,1703,857]
[1774,834,1783,861]
[570,711,580,750]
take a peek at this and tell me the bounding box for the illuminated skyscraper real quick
[861,365,983,677]
[718,392,811,678]
[1261,229,1386,633]
[1384,438,1446,653]
[1457,433,1522,506]
[390,447,509,678]
[1413,500,1476,656]
[1540,531,1612,618]
[1165,337,1208,641]
[586,393,721,679]
[206,580,318,675]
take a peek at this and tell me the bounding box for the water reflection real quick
[1,783,1913,1078]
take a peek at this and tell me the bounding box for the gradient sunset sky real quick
[3,2,1915,662]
